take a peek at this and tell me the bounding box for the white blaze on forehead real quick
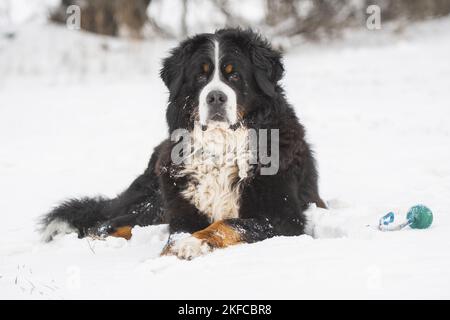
[198,40,237,126]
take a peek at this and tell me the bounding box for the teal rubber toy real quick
[407,205,433,229]
[378,204,433,231]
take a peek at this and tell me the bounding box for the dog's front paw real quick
[162,236,211,260]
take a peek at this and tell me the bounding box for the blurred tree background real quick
[48,0,450,40]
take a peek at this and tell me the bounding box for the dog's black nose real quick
[206,90,227,107]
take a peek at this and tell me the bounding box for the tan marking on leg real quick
[161,241,175,256]
[192,221,242,248]
[316,198,327,209]
[237,108,245,121]
[110,226,132,240]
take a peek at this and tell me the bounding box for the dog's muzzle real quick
[206,90,228,122]
[198,79,237,127]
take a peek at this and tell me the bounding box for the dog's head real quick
[161,28,284,132]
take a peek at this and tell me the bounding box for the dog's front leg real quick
[162,218,274,260]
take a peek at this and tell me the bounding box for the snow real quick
[1,17,450,299]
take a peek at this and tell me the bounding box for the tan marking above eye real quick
[202,63,210,73]
[224,64,233,74]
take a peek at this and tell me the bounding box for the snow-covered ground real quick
[1,18,450,299]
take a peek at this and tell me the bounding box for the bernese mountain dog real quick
[40,28,326,259]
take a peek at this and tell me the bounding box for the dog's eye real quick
[197,63,210,83]
[224,64,233,74]
[202,63,210,73]
[228,72,240,82]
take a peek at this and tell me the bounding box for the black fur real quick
[40,28,325,245]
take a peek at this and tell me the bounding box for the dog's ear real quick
[160,41,193,98]
[249,34,284,97]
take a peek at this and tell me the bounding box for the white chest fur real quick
[178,122,250,222]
